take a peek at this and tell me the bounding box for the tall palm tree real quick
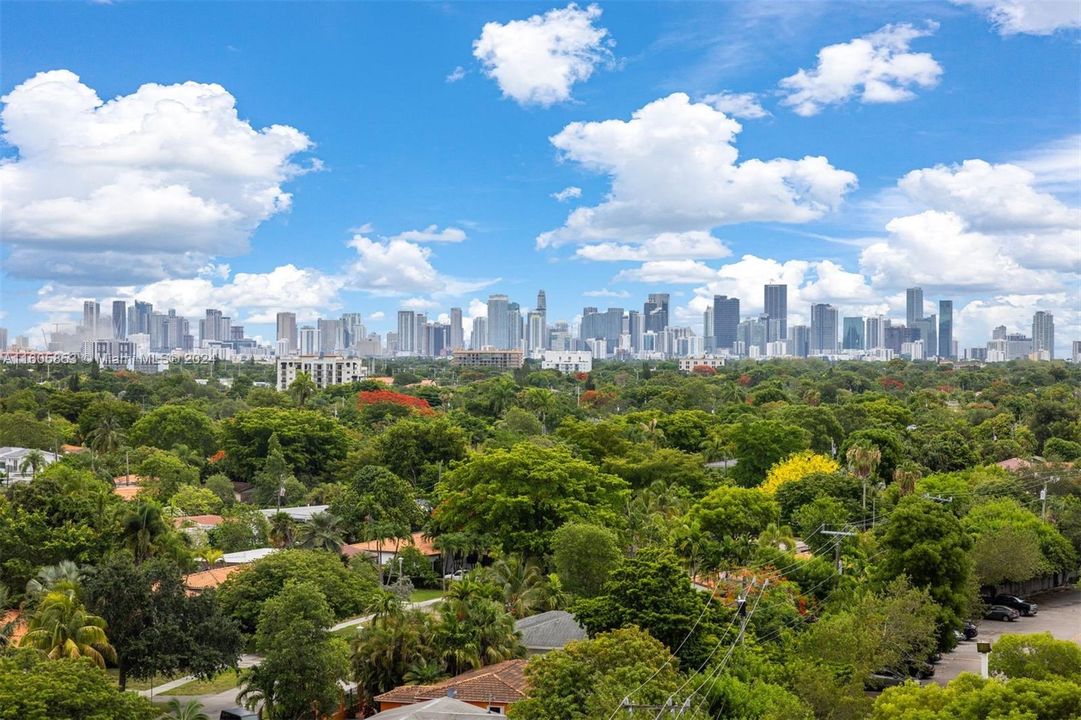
[268,512,297,548]
[121,501,169,564]
[165,699,210,720]
[893,466,920,497]
[86,413,125,454]
[19,449,47,481]
[19,589,116,668]
[297,511,345,553]
[846,442,882,513]
[639,418,665,448]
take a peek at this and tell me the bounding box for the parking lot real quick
[934,586,1081,684]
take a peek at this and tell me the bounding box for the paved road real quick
[934,587,1081,684]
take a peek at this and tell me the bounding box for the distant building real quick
[1032,311,1054,360]
[842,316,864,350]
[111,300,127,339]
[678,355,727,372]
[906,287,923,327]
[0,447,60,481]
[787,324,811,358]
[276,312,297,353]
[712,295,740,351]
[541,350,592,373]
[276,356,367,391]
[449,307,464,350]
[939,300,954,359]
[1072,341,1081,363]
[809,304,838,355]
[451,348,524,369]
[486,294,510,349]
[764,284,788,339]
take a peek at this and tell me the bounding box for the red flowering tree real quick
[691,365,717,376]
[357,389,434,415]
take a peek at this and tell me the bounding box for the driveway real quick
[934,587,1081,684]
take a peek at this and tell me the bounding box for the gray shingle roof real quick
[515,610,587,651]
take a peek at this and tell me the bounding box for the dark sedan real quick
[991,594,1038,616]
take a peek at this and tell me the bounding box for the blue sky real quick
[1,1,1078,354]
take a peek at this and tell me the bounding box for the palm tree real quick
[639,418,665,448]
[289,371,317,407]
[519,387,556,434]
[86,413,125,454]
[268,511,297,548]
[19,589,116,668]
[403,657,446,685]
[165,699,210,720]
[196,548,224,570]
[484,556,555,619]
[893,466,920,497]
[699,433,730,463]
[19,449,46,481]
[121,501,169,564]
[846,442,882,513]
[25,561,84,605]
[757,523,798,552]
[296,511,345,553]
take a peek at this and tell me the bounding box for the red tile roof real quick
[375,659,528,707]
[342,531,439,559]
[174,514,225,528]
[183,565,244,591]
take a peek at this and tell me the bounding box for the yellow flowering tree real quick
[760,451,840,495]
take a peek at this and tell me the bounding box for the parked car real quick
[220,709,259,720]
[984,604,1020,621]
[443,569,467,581]
[865,669,910,691]
[990,594,1038,616]
[954,620,978,641]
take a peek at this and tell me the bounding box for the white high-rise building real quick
[449,308,464,350]
[276,312,298,352]
[1032,311,1054,360]
[83,300,100,338]
[486,294,510,349]
[471,316,488,349]
[298,326,321,355]
[865,315,887,349]
[397,311,416,354]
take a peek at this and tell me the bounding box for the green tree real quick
[434,442,628,556]
[218,549,382,632]
[989,632,1081,680]
[204,473,236,508]
[135,448,199,500]
[120,500,172,564]
[221,407,349,482]
[871,675,1081,720]
[85,410,126,454]
[374,415,469,490]
[571,546,725,668]
[350,604,435,705]
[509,627,701,720]
[877,496,972,649]
[237,582,349,720]
[169,485,225,516]
[128,404,218,457]
[690,485,780,564]
[725,420,811,487]
[551,522,621,598]
[83,555,242,691]
[0,651,159,720]
[481,555,558,618]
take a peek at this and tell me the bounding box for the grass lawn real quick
[410,588,444,602]
[160,669,239,696]
[106,669,182,691]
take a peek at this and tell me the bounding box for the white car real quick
[443,569,467,581]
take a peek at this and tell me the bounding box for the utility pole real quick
[1041,476,1059,520]
[618,698,690,717]
[821,527,856,575]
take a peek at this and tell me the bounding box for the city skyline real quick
[1,2,1078,357]
[23,283,1064,364]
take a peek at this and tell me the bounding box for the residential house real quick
[367,697,497,719]
[341,531,440,569]
[374,659,528,714]
[0,447,59,481]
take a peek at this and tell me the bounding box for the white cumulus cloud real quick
[779,23,942,116]
[538,93,857,248]
[552,186,583,202]
[388,225,468,243]
[575,231,731,262]
[345,232,495,296]
[953,0,1081,35]
[473,3,612,107]
[701,91,770,119]
[0,69,315,284]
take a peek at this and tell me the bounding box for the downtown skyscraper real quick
[764,284,788,339]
